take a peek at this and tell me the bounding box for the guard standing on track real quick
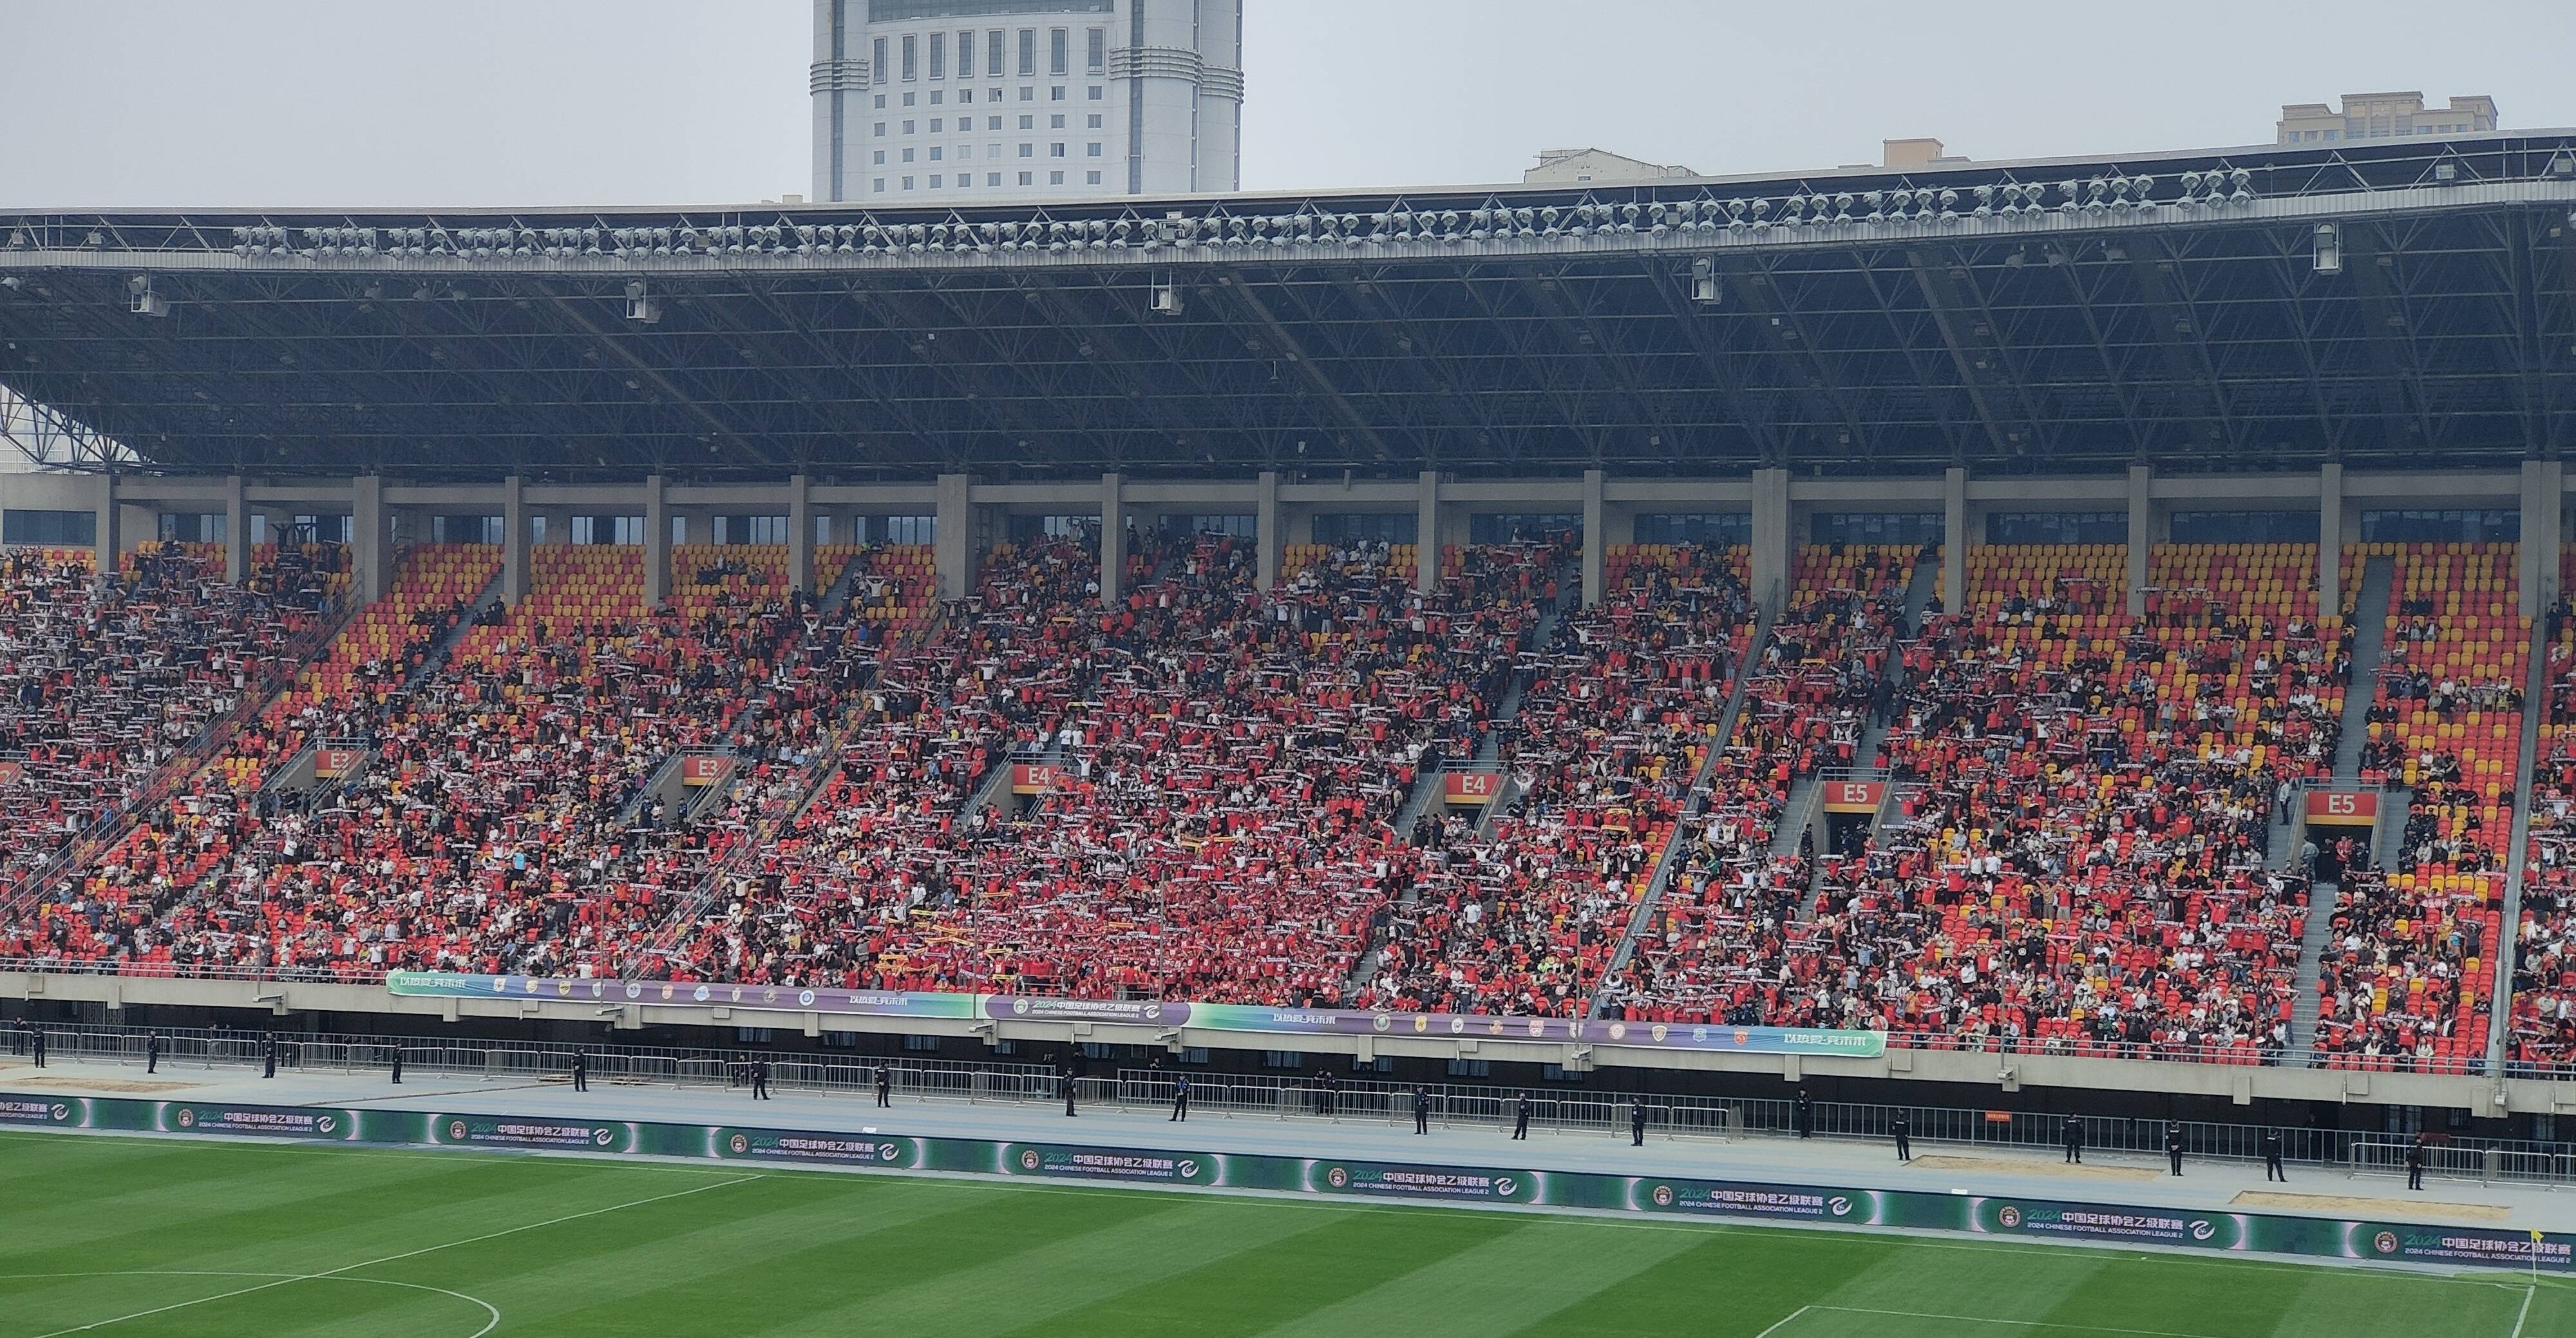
[1794,1089,1814,1139]
[261,1033,278,1080]
[571,1051,587,1093]
[388,1044,404,1085]
[1892,1113,1912,1163]
[1630,1096,1647,1147]
[7,1018,20,1057]
[750,1059,771,1101]
[2262,1129,2286,1182]
[1412,1085,1431,1136]
[28,1024,43,1069]
[2164,1121,2185,1177]
[144,1030,160,1075]
[1323,1071,1340,1118]
[2405,1136,2429,1191]
[875,1064,892,1108]
[2062,1115,2085,1164]
[1511,1092,1531,1141]
[1061,1064,1078,1118]
[1170,1074,1190,1122]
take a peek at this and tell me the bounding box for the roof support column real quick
[1942,466,1968,615]
[1255,470,1281,592]
[351,474,388,605]
[1416,470,1441,593]
[2522,459,2564,619]
[788,473,815,595]
[643,475,670,608]
[1581,468,1607,609]
[2318,463,2344,616]
[91,472,118,580]
[2126,463,2152,618]
[1100,472,1125,607]
[223,475,248,586]
[1750,466,1791,615]
[502,475,529,605]
[934,473,975,602]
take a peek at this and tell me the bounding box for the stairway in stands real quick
[1790,551,1942,920]
[2287,553,2395,1056]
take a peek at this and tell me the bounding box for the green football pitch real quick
[0,1133,2566,1337]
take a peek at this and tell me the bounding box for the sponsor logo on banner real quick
[431,1115,629,1152]
[719,1129,913,1167]
[1642,1178,1853,1221]
[1312,1161,1535,1203]
[1003,1144,1215,1185]
[1981,1199,2241,1249]
[0,1097,72,1125]
[162,1104,346,1139]
[2358,1223,2574,1268]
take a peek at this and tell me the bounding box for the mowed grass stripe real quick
[0,1147,477,1251]
[1809,1236,2110,1328]
[1563,1232,1908,1336]
[744,1192,1358,1338]
[1240,1216,1709,1338]
[991,1203,1526,1338]
[2250,1269,2526,1338]
[536,1177,1195,1333]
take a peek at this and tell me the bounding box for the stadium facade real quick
[810,0,1245,204]
[3,129,2576,1131]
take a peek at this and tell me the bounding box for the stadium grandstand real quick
[5,125,2576,1154]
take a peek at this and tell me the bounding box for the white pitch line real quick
[23,1172,763,1337]
[0,1272,500,1338]
[1750,1304,1814,1337]
[1812,1308,2226,1338]
[2510,1284,2534,1338]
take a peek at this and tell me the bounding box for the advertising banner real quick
[388,971,983,1022]
[7,1091,2573,1276]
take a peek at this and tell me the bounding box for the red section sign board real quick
[0,761,21,787]
[314,748,362,780]
[1444,771,1504,805]
[1011,763,1063,795]
[1821,780,1886,814]
[679,755,732,787]
[2304,790,2381,827]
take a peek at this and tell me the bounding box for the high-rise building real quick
[2277,92,2498,146]
[811,0,1243,204]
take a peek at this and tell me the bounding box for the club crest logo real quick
[1020,1149,1041,1170]
[1607,1023,1627,1041]
[448,1120,468,1141]
[1012,998,1031,1016]
[1651,1024,1669,1043]
[1371,1015,1390,1033]
[1997,1205,2023,1228]
[1525,1018,1546,1037]
[1448,1017,1466,1035]
[729,1134,750,1154]
[1732,1029,1752,1046]
[625,982,643,999]
[588,980,605,999]
[799,990,817,1008]
[692,985,712,1003]
[2372,1231,2400,1256]
[1326,1166,1350,1189]
[175,1107,196,1129]
[1651,1184,1675,1207]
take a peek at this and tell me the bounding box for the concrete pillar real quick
[934,473,975,600]
[502,475,529,604]
[788,473,815,594]
[91,473,118,578]
[1942,466,1968,615]
[2125,463,2152,617]
[1255,470,1282,591]
[1749,466,1792,614]
[1100,472,1125,607]
[643,475,670,607]
[2521,459,2564,618]
[1580,468,1607,608]
[2318,463,2344,616]
[351,474,388,604]
[1416,470,1441,592]
[221,475,249,584]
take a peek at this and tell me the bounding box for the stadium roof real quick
[1,132,2573,483]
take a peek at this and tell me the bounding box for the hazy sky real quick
[1,1,2566,209]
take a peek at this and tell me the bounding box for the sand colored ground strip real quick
[15,1076,202,1094]
[1905,1155,2161,1183]
[2231,1190,2511,1222]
